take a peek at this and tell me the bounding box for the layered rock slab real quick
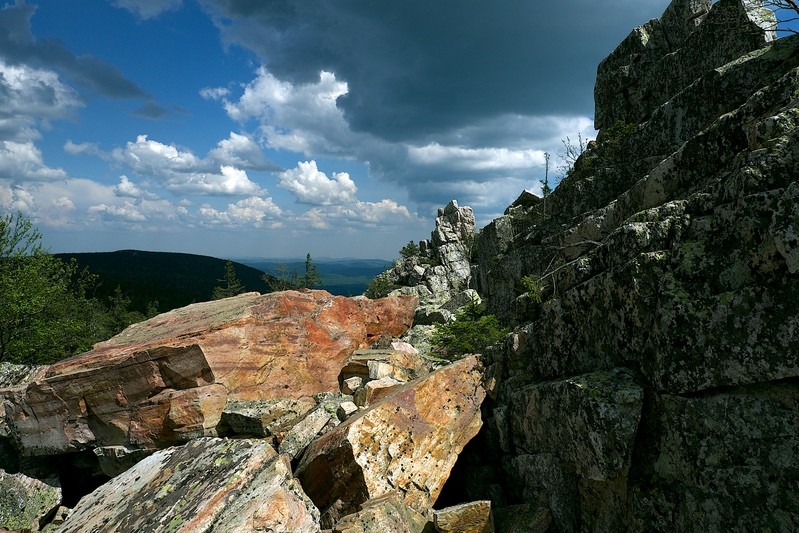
[296,355,485,522]
[1,291,417,456]
[55,437,320,533]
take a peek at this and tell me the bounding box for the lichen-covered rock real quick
[507,368,644,481]
[56,437,320,533]
[0,363,46,389]
[433,500,493,533]
[464,2,799,528]
[492,504,551,533]
[296,355,485,521]
[0,471,61,532]
[630,384,799,531]
[594,0,774,131]
[1,291,416,456]
[220,397,317,438]
[331,493,429,533]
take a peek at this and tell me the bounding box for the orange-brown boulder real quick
[295,355,485,522]
[1,291,417,456]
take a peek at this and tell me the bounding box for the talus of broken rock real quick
[296,354,486,526]
[0,290,417,457]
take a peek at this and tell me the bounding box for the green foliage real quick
[431,299,508,360]
[59,250,267,313]
[213,260,246,299]
[103,285,146,333]
[0,212,147,364]
[264,253,323,291]
[303,253,322,288]
[521,274,544,304]
[399,241,421,259]
[364,273,398,299]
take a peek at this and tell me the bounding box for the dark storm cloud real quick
[0,2,148,99]
[200,0,669,142]
[134,101,169,119]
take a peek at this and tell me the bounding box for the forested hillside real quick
[56,250,271,315]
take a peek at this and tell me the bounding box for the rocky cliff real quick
[1,0,798,531]
[465,0,799,530]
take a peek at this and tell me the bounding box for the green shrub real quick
[521,274,544,304]
[399,241,421,259]
[364,273,398,299]
[431,298,508,360]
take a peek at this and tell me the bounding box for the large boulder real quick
[331,493,429,533]
[0,470,61,532]
[1,291,417,456]
[296,355,486,524]
[55,437,320,533]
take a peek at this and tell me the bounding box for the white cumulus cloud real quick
[110,134,263,196]
[0,141,68,181]
[197,195,282,228]
[279,160,357,206]
[224,68,352,155]
[407,143,547,171]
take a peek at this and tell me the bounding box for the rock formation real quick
[2,0,798,531]
[465,0,799,529]
[0,289,494,532]
[1,290,416,458]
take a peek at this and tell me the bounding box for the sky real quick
[0,0,787,260]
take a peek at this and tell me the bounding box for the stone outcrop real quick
[594,0,775,131]
[296,355,485,525]
[462,0,799,529]
[433,500,493,533]
[0,470,61,532]
[331,493,429,533]
[0,286,496,532]
[379,200,476,308]
[56,437,320,533]
[0,290,417,457]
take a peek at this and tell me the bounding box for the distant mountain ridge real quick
[55,250,392,315]
[239,258,392,297]
[56,250,270,315]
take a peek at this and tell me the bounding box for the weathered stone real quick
[629,384,799,530]
[57,438,320,532]
[492,504,551,533]
[341,376,363,395]
[296,355,485,519]
[505,189,542,212]
[336,401,358,421]
[2,291,416,456]
[0,471,61,532]
[595,0,775,130]
[771,181,799,273]
[93,445,153,477]
[353,377,403,408]
[220,397,316,438]
[440,289,480,313]
[278,403,335,459]
[390,341,418,355]
[332,492,429,533]
[0,363,46,389]
[340,350,427,386]
[503,454,578,531]
[433,500,493,533]
[367,360,413,382]
[509,368,643,480]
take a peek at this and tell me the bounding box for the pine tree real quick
[212,260,246,299]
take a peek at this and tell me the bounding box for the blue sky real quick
[0,1,790,259]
